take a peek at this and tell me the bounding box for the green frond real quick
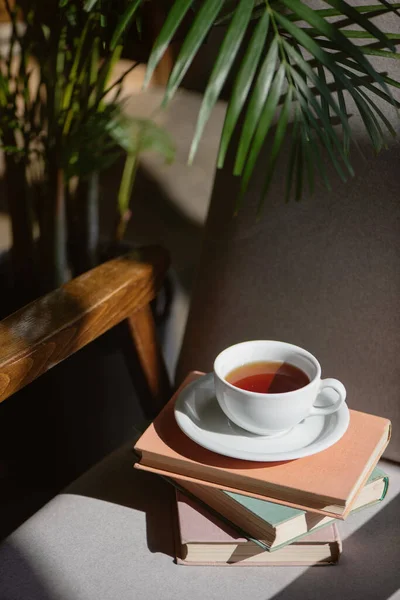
[189,0,255,164]
[147,0,400,208]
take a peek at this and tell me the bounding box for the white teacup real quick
[214,340,346,436]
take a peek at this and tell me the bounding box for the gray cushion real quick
[1,443,399,599]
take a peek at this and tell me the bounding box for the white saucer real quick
[174,373,350,462]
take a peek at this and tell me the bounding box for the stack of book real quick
[134,373,391,567]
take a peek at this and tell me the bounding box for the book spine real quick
[164,476,271,552]
[349,475,389,517]
[380,475,390,501]
[176,557,340,567]
[171,494,186,562]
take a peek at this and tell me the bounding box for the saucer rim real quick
[174,373,350,462]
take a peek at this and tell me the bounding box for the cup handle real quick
[309,378,346,416]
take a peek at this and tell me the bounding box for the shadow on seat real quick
[65,440,176,557]
[269,489,400,600]
[0,246,171,539]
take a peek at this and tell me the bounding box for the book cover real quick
[178,466,388,551]
[134,372,391,518]
[175,492,342,566]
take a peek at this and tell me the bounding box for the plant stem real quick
[85,172,100,270]
[71,173,100,275]
[54,168,68,287]
[4,154,36,301]
[98,61,140,103]
[41,165,68,291]
[115,153,137,242]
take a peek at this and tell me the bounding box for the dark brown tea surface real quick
[226,361,310,394]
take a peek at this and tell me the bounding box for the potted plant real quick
[0,0,174,310]
[3,0,398,326]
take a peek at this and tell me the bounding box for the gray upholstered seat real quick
[1,442,399,600]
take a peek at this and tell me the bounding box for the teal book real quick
[179,467,388,552]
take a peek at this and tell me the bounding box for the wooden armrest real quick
[0,246,169,404]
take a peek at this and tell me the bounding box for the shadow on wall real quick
[0,157,205,298]
[100,158,209,376]
[99,158,204,293]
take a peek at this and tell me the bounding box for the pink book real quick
[174,492,342,566]
[134,372,391,519]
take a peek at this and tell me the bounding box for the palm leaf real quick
[299,116,315,196]
[217,9,270,168]
[308,30,400,41]
[84,0,100,10]
[277,0,392,96]
[314,37,400,60]
[318,0,396,51]
[306,105,349,183]
[294,132,304,202]
[288,3,400,22]
[283,42,351,136]
[337,85,350,156]
[300,107,332,192]
[290,67,354,176]
[351,87,386,151]
[214,0,265,25]
[258,86,294,214]
[311,3,400,31]
[358,88,397,137]
[234,37,278,175]
[163,0,226,105]
[110,0,143,51]
[361,48,400,59]
[289,64,348,181]
[144,0,194,88]
[188,0,255,164]
[155,0,400,209]
[62,17,92,114]
[285,105,301,202]
[381,75,400,90]
[238,62,286,207]
[317,63,331,135]
[334,57,400,107]
[275,11,394,130]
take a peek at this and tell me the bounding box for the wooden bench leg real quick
[126,304,171,416]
